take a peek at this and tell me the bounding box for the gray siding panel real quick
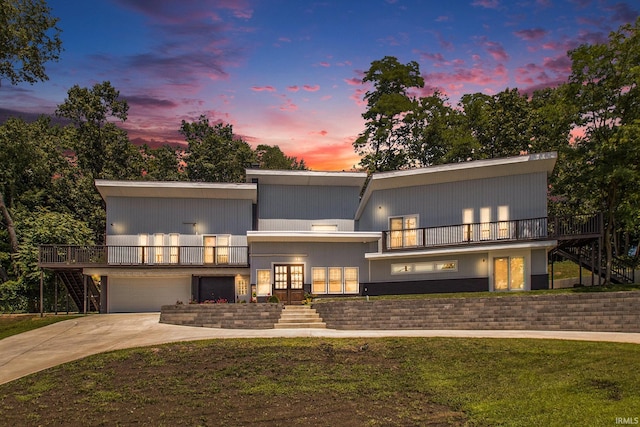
[106,197,253,236]
[358,172,548,231]
[259,184,361,220]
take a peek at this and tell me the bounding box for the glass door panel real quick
[493,257,509,291]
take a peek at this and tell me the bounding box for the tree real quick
[181,115,255,183]
[354,56,424,172]
[254,144,307,170]
[56,81,135,179]
[405,91,479,166]
[141,144,186,181]
[558,17,640,282]
[0,0,62,86]
[460,89,532,159]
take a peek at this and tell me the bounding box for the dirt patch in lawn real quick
[0,338,466,426]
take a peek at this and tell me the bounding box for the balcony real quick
[382,217,550,252]
[38,245,249,268]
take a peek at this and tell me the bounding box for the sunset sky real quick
[1,0,638,170]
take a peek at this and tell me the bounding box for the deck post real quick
[39,270,44,318]
[54,274,58,315]
[83,274,87,314]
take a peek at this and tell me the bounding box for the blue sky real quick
[1,0,638,170]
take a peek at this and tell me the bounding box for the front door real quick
[273,264,304,304]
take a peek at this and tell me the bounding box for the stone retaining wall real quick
[312,291,640,332]
[160,303,284,329]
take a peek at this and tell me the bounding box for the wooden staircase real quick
[55,269,100,312]
[274,305,326,329]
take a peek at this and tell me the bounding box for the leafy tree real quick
[56,81,138,179]
[13,208,94,311]
[0,0,62,86]
[0,116,67,282]
[254,144,307,170]
[558,17,640,282]
[141,144,186,181]
[354,56,424,172]
[460,89,532,159]
[406,91,479,166]
[180,115,254,182]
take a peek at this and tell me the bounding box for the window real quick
[344,267,359,294]
[312,224,338,232]
[480,208,491,240]
[169,233,179,264]
[493,256,525,291]
[329,267,343,293]
[138,234,148,264]
[391,260,458,275]
[389,215,418,248]
[204,235,229,264]
[312,267,327,294]
[256,270,271,296]
[236,276,249,297]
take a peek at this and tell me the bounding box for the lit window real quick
[344,267,359,294]
[256,270,271,296]
[389,215,418,248]
[169,233,179,264]
[391,260,458,275]
[311,224,338,232]
[494,256,525,291]
[312,267,327,294]
[204,235,229,264]
[328,267,343,293]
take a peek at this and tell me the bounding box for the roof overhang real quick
[247,231,381,243]
[246,169,367,187]
[364,240,558,260]
[356,152,557,219]
[95,180,257,202]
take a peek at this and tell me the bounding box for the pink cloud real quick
[321,95,332,101]
[251,85,276,92]
[344,77,361,86]
[514,28,548,41]
[303,85,320,92]
[481,38,509,61]
[419,52,446,62]
[318,61,331,67]
[287,86,300,92]
[310,130,328,136]
[471,0,500,9]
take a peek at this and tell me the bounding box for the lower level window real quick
[312,267,359,295]
[493,256,525,291]
[256,269,271,296]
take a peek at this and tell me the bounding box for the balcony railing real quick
[39,245,249,267]
[382,217,550,252]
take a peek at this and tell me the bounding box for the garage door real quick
[108,276,191,313]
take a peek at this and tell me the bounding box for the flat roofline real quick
[245,169,368,187]
[95,180,257,202]
[247,231,381,243]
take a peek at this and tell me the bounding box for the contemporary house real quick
[40,152,565,313]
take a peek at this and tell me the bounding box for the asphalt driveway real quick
[1,313,639,385]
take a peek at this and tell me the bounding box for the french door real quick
[273,264,304,304]
[493,256,525,291]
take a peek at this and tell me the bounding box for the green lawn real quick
[0,314,81,340]
[1,338,638,426]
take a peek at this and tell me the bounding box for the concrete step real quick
[276,305,326,328]
[274,322,327,329]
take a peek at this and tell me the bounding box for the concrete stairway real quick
[274,305,326,329]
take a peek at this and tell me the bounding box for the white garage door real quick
[108,276,191,313]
